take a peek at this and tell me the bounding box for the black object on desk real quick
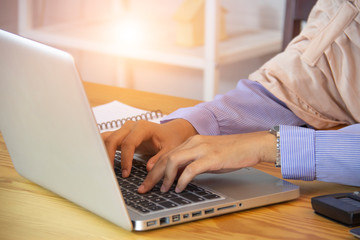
[311,192,360,227]
[350,227,360,238]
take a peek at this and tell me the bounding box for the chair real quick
[282,0,318,50]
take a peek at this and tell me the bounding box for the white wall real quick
[0,0,285,100]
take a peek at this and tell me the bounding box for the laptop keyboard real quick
[114,152,222,214]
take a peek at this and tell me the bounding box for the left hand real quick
[138,131,276,194]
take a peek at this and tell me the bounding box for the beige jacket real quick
[249,0,360,129]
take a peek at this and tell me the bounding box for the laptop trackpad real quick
[192,167,295,200]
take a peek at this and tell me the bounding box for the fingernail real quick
[122,170,128,178]
[160,184,167,192]
[138,185,144,193]
[175,186,181,193]
[147,162,154,171]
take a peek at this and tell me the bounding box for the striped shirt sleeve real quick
[280,125,316,181]
[162,79,306,135]
[280,124,360,187]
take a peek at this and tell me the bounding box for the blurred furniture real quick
[173,0,227,47]
[18,0,283,101]
[282,0,317,50]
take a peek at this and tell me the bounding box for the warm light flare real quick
[114,16,145,46]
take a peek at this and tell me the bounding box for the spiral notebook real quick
[92,100,164,132]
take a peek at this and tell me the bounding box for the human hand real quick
[137,131,276,194]
[101,119,197,178]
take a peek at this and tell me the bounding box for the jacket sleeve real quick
[280,124,360,187]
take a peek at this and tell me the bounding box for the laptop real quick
[0,29,299,231]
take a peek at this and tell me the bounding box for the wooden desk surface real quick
[0,82,358,240]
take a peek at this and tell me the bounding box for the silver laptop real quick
[0,29,299,231]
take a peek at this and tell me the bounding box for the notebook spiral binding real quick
[97,110,163,131]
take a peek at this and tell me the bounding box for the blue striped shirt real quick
[281,125,360,186]
[162,79,360,187]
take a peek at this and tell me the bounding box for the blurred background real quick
[0,0,286,101]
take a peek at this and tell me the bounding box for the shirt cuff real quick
[161,104,220,135]
[315,128,360,186]
[280,125,316,181]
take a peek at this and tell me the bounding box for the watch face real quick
[270,126,280,136]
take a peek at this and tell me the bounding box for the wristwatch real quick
[269,126,281,168]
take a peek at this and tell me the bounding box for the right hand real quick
[138,131,276,194]
[101,119,197,178]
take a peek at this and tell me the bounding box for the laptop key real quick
[127,176,142,184]
[147,205,164,211]
[150,186,161,192]
[180,193,205,202]
[171,197,192,205]
[143,194,159,201]
[132,205,150,214]
[159,193,178,199]
[127,201,137,208]
[202,194,221,199]
[115,156,223,214]
[134,198,148,205]
[126,185,139,193]
[139,200,156,208]
[127,195,141,201]
[158,201,178,208]
[187,184,204,192]
[195,190,214,196]
[153,197,166,203]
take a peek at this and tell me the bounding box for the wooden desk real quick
[0,82,358,240]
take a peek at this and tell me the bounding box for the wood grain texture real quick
[0,81,357,240]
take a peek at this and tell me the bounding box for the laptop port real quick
[160,217,169,225]
[204,208,215,215]
[192,211,202,217]
[172,214,180,222]
[183,213,190,219]
[146,220,157,227]
[217,205,236,211]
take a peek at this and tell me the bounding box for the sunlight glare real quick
[114,17,145,46]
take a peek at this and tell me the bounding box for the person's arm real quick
[162,79,307,135]
[280,124,360,187]
[136,79,312,193]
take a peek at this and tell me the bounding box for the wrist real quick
[269,126,281,167]
[261,130,278,164]
[165,118,198,140]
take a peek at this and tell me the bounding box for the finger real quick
[146,147,170,171]
[101,131,113,141]
[158,142,204,192]
[119,146,134,178]
[145,134,190,172]
[138,160,166,194]
[102,121,136,172]
[160,152,185,192]
[102,128,131,167]
[175,158,210,193]
[120,121,155,177]
[139,133,205,193]
[101,131,117,161]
